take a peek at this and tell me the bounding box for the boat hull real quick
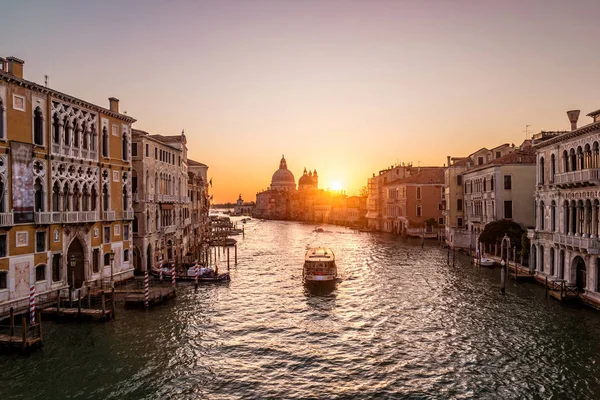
[150,268,231,282]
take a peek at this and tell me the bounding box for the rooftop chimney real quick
[567,110,580,131]
[447,156,451,167]
[109,97,119,113]
[6,56,24,78]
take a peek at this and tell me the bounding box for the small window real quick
[104,226,111,244]
[155,148,158,160]
[35,264,46,281]
[104,253,111,266]
[457,175,462,185]
[145,144,149,157]
[457,217,463,227]
[0,234,6,257]
[416,187,422,200]
[504,175,512,190]
[124,224,129,240]
[0,271,6,289]
[478,156,484,165]
[438,217,444,225]
[52,254,61,281]
[132,143,138,157]
[417,205,422,217]
[36,231,46,253]
[457,199,463,211]
[93,249,100,273]
[496,151,501,159]
[124,249,129,262]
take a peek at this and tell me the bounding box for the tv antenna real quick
[524,124,531,139]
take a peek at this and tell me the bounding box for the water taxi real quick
[303,248,337,284]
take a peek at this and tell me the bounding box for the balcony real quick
[102,211,116,221]
[123,210,134,220]
[553,233,600,253]
[554,168,600,188]
[162,225,177,234]
[180,196,190,204]
[0,212,13,227]
[35,212,53,224]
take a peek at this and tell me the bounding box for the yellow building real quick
[0,56,136,315]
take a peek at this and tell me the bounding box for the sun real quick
[331,180,343,191]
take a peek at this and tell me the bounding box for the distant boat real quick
[314,226,324,232]
[475,257,496,267]
[303,247,337,285]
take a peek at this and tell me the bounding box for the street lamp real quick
[108,251,115,288]
[69,255,76,289]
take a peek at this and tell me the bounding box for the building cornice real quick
[534,121,600,149]
[0,71,136,124]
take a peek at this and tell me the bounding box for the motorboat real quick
[314,226,324,232]
[475,257,496,267]
[303,248,337,284]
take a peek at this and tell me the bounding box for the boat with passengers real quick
[303,248,338,285]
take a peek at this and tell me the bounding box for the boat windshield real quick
[304,261,336,275]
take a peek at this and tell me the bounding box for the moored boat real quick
[150,265,231,282]
[303,247,337,284]
[475,257,496,267]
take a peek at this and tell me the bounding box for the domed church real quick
[270,155,296,191]
[298,167,318,190]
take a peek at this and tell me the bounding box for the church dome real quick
[270,156,296,190]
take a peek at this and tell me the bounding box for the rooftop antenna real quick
[44,75,48,87]
[524,124,531,139]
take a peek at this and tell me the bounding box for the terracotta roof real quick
[149,134,183,143]
[466,147,535,173]
[451,157,470,167]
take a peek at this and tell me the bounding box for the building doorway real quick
[67,238,86,289]
[574,256,587,292]
[147,244,153,271]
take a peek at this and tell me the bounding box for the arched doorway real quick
[67,238,86,289]
[133,246,142,273]
[147,244,152,271]
[573,256,587,292]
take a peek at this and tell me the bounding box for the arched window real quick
[91,185,98,211]
[33,107,43,145]
[133,216,138,233]
[73,122,80,148]
[585,144,592,169]
[73,184,80,211]
[102,126,109,157]
[63,116,70,146]
[123,184,128,211]
[90,127,97,152]
[52,114,60,144]
[416,205,422,217]
[62,183,70,211]
[539,201,545,230]
[52,182,60,212]
[539,157,545,185]
[539,246,545,272]
[416,187,421,200]
[146,210,150,232]
[570,149,576,171]
[155,210,160,230]
[577,146,584,170]
[82,123,89,149]
[594,142,600,168]
[0,178,5,212]
[102,183,109,212]
[122,135,128,161]
[0,99,4,139]
[34,178,44,212]
[550,248,555,276]
[550,154,555,183]
[82,185,89,211]
[563,150,569,172]
[551,201,556,232]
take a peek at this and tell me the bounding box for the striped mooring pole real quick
[171,264,176,288]
[194,261,199,289]
[29,285,36,325]
[159,257,163,282]
[144,271,149,308]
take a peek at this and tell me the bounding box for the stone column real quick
[593,203,598,238]
[584,203,590,237]
[589,255,597,293]
[569,203,575,235]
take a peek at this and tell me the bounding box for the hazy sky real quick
[1,0,599,202]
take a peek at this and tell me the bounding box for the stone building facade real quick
[0,56,136,314]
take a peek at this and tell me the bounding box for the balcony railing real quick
[181,196,190,204]
[51,143,97,161]
[553,232,600,253]
[554,168,600,187]
[102,211,116,221]
[0,212,13,227]
[35,211,53,224]
[48,211,99,223]
[123,210,134,220]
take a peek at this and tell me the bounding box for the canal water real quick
[3,219,600,399]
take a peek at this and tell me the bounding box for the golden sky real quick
[2,0,599,202]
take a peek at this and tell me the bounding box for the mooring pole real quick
[227,247,230,270]
[501,260,506,294]
[9,307,14,336]
[452,247,456,266]
[235,244,238,264]
[77,289,82,317]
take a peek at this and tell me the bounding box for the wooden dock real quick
[41,307,113,321]
[124,286,176,308]
[41,289,115,321]
[0,312,43,352]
